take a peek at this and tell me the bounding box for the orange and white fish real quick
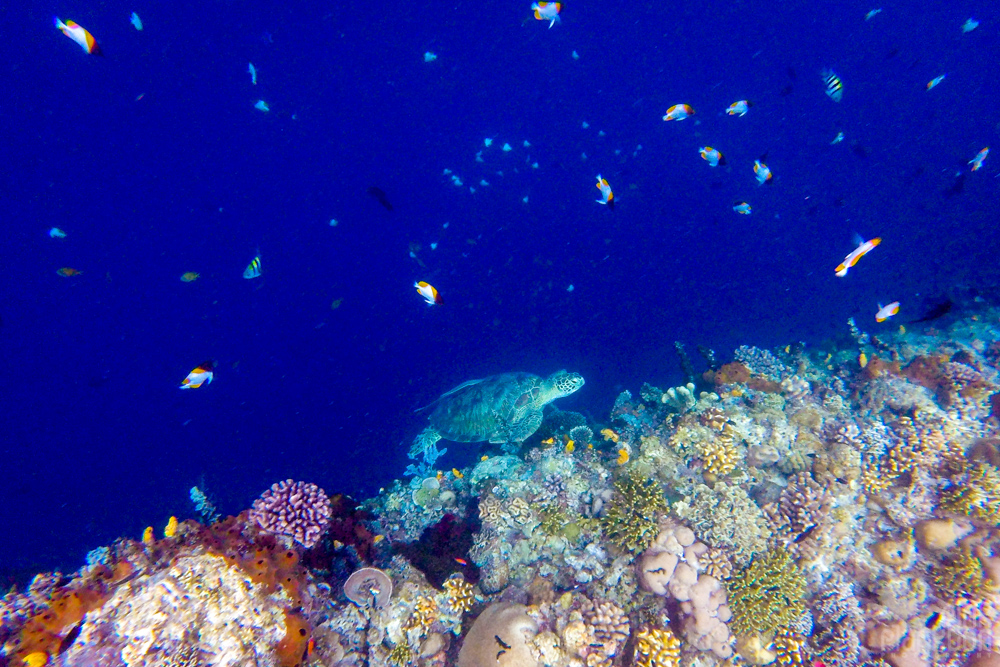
[415,281,442,305]
[753,159,772,185]
[531,2,561,27]
[875,301,900,322]
[662,104,695,121]
[835,237,881,277]
[595,174,614,208]
[726,100,752,116]
[180,361,214,389]
[926,74,946,90]
[732,201,752,215]
[699,147,725,167]
[54,17,101,55]
[969,147,989,172]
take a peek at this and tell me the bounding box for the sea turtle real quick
[410,370,585,458]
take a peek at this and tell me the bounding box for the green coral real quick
[600,472,667,553]
[388,643,412,666]
[931,547,991,602]
[539,506,569,536]
[938,463,1000,526]
[726,547,806,637]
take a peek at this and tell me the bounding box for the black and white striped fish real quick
[822,69,843,102]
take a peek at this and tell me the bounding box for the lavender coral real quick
[249,479,332,548]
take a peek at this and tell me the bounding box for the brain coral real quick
[673,482,770,565]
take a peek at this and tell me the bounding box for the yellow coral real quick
[388,643,412,666]
[939,463,1000,526]
[774,628,805,666]
[403,596,439,634]
[442,576,474,614]
[164,516,178,538]
[932,547,993,602]
[601,428,620,443]
[699,437,740,476]
[633,626,680,667]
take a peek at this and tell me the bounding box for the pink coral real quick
[250,480,332,548]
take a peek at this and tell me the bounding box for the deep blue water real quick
[2,0,998,584]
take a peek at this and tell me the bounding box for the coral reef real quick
[9,310,1000,667]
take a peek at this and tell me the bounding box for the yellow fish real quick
[617,448,630,465]
[565,440,575,454]
[22,652,48,667]
[142,526,154,545]
[452,468,464,479]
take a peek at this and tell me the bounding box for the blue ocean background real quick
[2,0,998,585]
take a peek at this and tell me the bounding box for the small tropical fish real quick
[662,104,695,121]
[452,468,464,478]
[831,131,845,145]
[753,159,772,185]
[541,437,556,445]
[454,557,468,566]
[22,652,48,667]
[415,281,442,305]
[130,12,143,30]
[565,440,575,453]
[595,174,614,208]
[142,526,154,545]
[726,100,752,116]
[55,17,101,55]
[865,8,882,20]
[926,74,946,90]
[180,361,215,389]
[821,69,843,102]
[243,255,262,279]
[57,267,82,277]
[699,146,725,167]
[962,18,979,33]
[248,62,257,85]
[49,227,67,239]
[254,100,270,112]
[531,1,561,27]
[969,147,989,172]
[733,201,752,215]
[180,272,200,282]
[876,301,900,322]
[835,237,881,277]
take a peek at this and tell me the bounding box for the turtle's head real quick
[549,370,585,397]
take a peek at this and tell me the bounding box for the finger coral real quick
[633,626,681,667]
[250,480,332,548]
[600,472,667,553]
[725,547,805,638]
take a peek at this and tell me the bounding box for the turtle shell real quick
[427,372,544,443]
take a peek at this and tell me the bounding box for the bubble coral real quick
[633,626,681,667]
[250,480,332,548]
[600,472,668,553]
[725,547,805,638]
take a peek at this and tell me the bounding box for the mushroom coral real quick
[458,602,539,667]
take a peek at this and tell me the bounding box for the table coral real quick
[726,547,805,638]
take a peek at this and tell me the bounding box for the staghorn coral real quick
[442,575,475,615]
[698,423,742,477]
[402,595,439,634]
[939,462,1000,526]
[600,472,667,553]
[633,625,681,667]
[726,547,805,638]
[773,628,806,666]
[931,546,993,602]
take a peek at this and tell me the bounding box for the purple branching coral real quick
[249,479,332,548]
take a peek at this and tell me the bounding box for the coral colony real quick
[6,314,1000,667]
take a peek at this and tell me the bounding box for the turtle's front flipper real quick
[510,410,544,443]
[410,428,443,459]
